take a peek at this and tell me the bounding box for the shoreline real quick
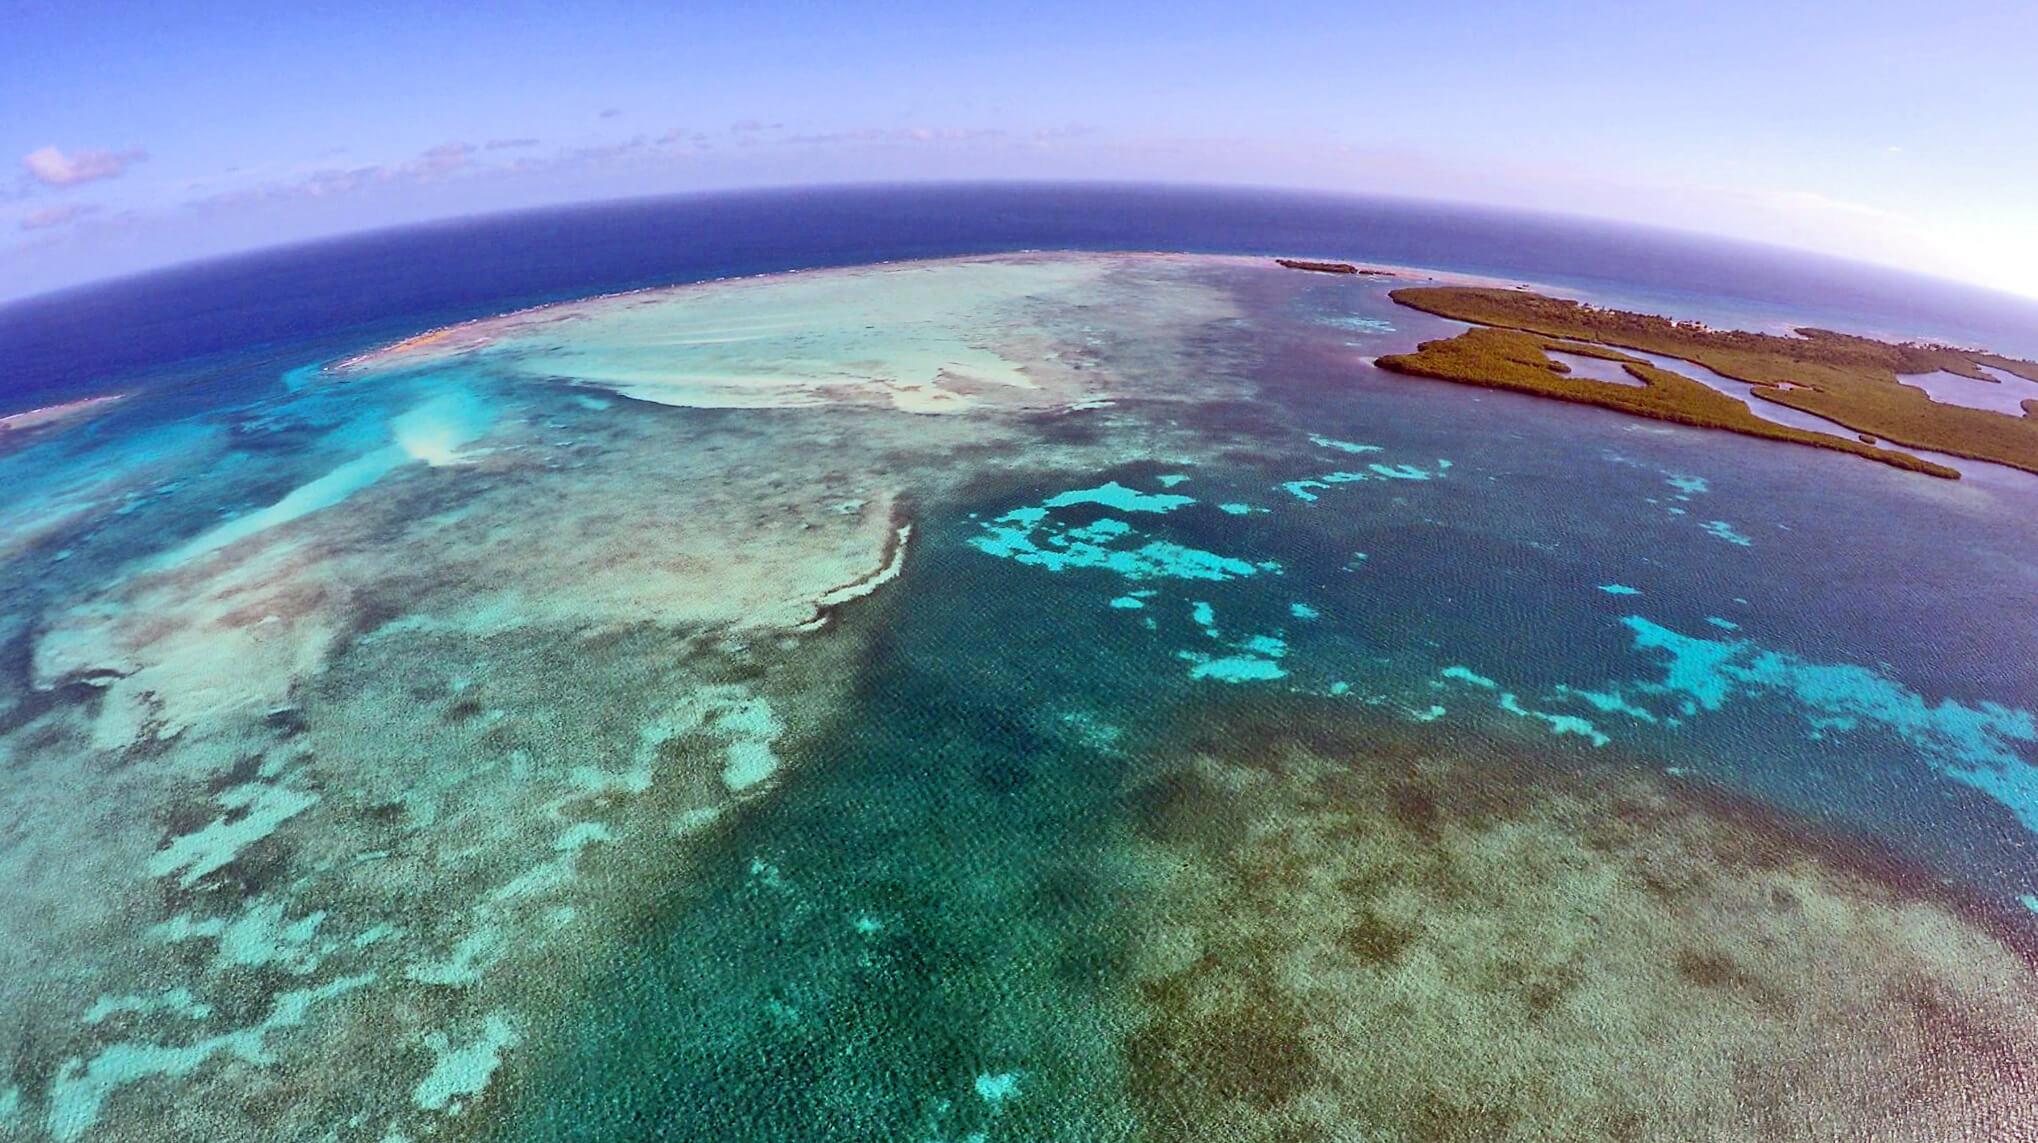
[328,250,1519,375]
[0,394,124,435]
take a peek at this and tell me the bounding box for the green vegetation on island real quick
[1274,258,1396,277]
[1378,287,2038,477]
[1276,258,1360,275]
[1376,324,1959,478]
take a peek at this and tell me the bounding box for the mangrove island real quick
[1376,287,2038,478]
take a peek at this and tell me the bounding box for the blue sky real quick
[5,0,2035,300]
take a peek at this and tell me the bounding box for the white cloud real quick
[411,141,476,176]
[193,141,481,207]
[778,126,1010,146]
[22,145,146,187]
[18,202,99,230]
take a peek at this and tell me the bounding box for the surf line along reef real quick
[1371,285,2038,478]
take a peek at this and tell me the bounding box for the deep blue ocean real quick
[8,183,2038,417]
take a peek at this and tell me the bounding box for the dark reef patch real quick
[1116,703,2038,1142]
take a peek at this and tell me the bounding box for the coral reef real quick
[1121,718,2038,1142]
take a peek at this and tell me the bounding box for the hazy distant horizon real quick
[12,179,2038,318]
[8,2,2034,300]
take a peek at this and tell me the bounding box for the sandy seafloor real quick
[3,252,2038,1141]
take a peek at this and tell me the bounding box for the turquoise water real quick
[513,262,2038,1137]
[4,253,2037,1140]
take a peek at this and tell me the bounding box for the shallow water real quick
[3,251,2037,1141]
[1545,350,1646,387]
[1899,365,2038,416]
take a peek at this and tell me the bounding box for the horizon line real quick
[10,179,2038,316]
